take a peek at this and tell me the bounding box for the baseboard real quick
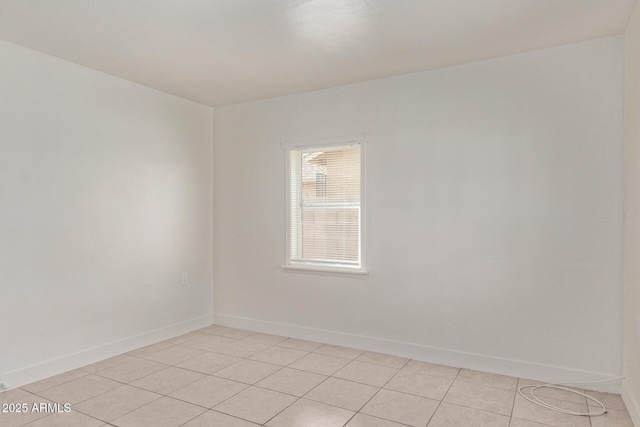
[215,313,621,393]
[0,313,214,391]
[622,380,640,427]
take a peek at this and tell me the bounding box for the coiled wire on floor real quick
[517,377,623,417]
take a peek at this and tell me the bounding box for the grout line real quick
[452,376,518,392]
[276,340,325,352]
[254,388,300,425]
[20,369,91,395]
[20,409,108,427]
[90,361,171,385]
[424,366,461,426]
[509,379,518,426]
[284,363,458,403]
[174,404,208,427]
[18,324,619,427]
[27,374,128,405]
[75,391,165,425]
[258,357,341,425]
[208,362,292,424]
[348,357,412,426]
[166,379,247,410]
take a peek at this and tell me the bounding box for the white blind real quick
[289,143,361,268]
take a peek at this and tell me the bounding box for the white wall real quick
[624,2,640,424]
[0,40,214,388]
[214,36,624,386]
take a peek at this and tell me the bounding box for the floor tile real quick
[400,360,460,380]
[196,324,224,334]
[183,410,260,426]
[345,413,408,427]
[96,357,167,383]
[361,389,439,427]
[385,370,454,400]
[111,396,205,427]
[22,369,89,393]
[277,338,324,352]
[16,327,629,427]
[218,327,256,339]
[517,379,587,405]
[243,333,288,345]
[0,387,35,403]
[266,398,354,427]
[169,376,248,408]
[36,374,121,405]
[444,379,515,415]
[314,344,364,360]
[165,331,206,345]
[176,351,241,374]
[305,377,378,411]
[457,369,518,391]
[24,410,105,427]
[587,390,628,411]
[126,341,175,358]
[214,340,272,358]
[289,353,351,376]
[0,388,52,427]
[213,386,297,425]
[334,360,398,387]
[200,325,254,339]
[250,346,308,366]
[182,334,236,352]
[356,351,409,369]
[427,402,510,427]
[590,407,634,427]
[256,367,327,396]
[511,393,591,427]
[74,385,161,421]
[81,355,139,374]
[130,366,205,394]
[509,419,550,427]
[141,345,204,365]
[214,359,281,384]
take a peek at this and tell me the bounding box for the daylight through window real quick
[288,142,362,270]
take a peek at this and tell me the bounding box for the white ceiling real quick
[0,0,637,107]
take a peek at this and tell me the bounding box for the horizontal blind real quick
[290,143,361,267]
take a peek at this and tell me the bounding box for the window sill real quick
[282,264,369,277]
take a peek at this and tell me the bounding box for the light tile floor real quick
[0,325,634,427]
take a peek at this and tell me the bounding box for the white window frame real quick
[282,134,367,276]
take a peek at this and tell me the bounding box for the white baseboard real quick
[0,313,213,391]
[215,313,621,393]
[622,380,640,427]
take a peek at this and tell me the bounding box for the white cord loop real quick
[517,377,623,417]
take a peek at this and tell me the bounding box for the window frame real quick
[282,134,367,276]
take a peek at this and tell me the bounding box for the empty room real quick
[1,1,640,426]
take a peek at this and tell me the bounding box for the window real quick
[284,136,366,273]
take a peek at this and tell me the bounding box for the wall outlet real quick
[181,272,188,285]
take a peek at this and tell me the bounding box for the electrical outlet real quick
[181,272,188,285]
